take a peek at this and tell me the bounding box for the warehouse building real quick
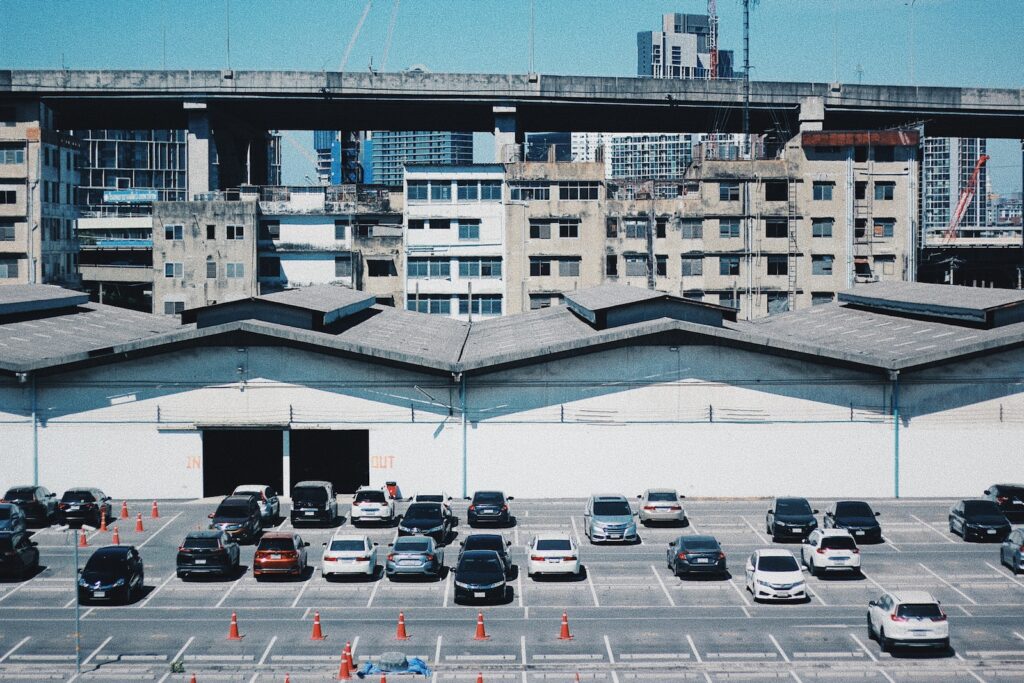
[0,280,1022,500]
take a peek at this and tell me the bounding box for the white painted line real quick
[441,571,451,608]
[879,669,897,683]
[247,673,259,683]
[516,570,523,608]
[768,634,790,663]
[986,561,1024,587]
[727,577,752,607]
[520,635,526,665]
[82,635,112,666]
[686,634,702,664]
[848,633,877,663]
[966,670,987,683]
[136,511,183,549]
[258,635,277,666]
[618,653,690,660]
[586,566,600,607]
[957,604,973,616]
[302,606,311,620]
[1014,631,1024,643]
[740,516,769,544]
[290,577,312,608]
[367,576,382,608]
[157,673,171,683]
[685,516,699,534]
[650,564,676,607]
[885,538,901,552]
[569,515,582,545]
[604,634,616,664]
[909,514,955,543]
[81,607,95,619]
[215,573,244,608]
[859,569,887,593]
[434,634,442,664]
[0,636,30,664]
[351,635,359,659]
[806,582,828,606]
[0,575,36,603]
[966,650,1024,657]
[513,525,520,546]
[789,671,803,683]
[170,636,194,665]
[918,562,978,605]
[139,572,175,608]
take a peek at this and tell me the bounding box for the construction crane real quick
[707,0,718,79]
[942,153,990,244]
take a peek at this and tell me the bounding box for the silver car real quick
[385,535,444,580]
[232,484,280,523]
[637,489,687,525]
[584,494,638,544]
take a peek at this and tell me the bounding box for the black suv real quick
[2,486,58,526]
[208,495,262,543]
[176,530,240,579]
[983,484,1024,523]
[59,488,113,528]
[766,497,818,541]
[398,503,452,544]
[453,549,508,604]
[467,491,513,527]
[290,481,338,526]
[78,545,145,604]
[949,499,1011,542]
[0,531,39,579]
[823,500,882,543]
[459,534,513,575]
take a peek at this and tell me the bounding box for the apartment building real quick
[372,132,474,188]
[404,165,506,320]
[0,102,80,286]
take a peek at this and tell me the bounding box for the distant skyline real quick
[1,0,1020,191]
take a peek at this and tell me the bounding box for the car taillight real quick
[718,552,726,560]
[424,554,434,561]
[468,505,475,511]
[563,556,575,561]
[178,545,187,552]
[997,496,1008,503]
[816,548,827,554]
[325,556,338,562]
[932,613,947,622]
[677,552,688,559]
[669,505,682,511]
[352,501,362,506]
[852,548,860,554]
[387,554,395,562]
[643,506,657,511]
[890,614,908,622]
[530,555,545,561]
[501,505,508,511]
[59,503,68,510]
[355,556,370,562]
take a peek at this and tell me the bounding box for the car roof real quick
[532,533,573,542]
[592,494,628,501]
[259,531,295,540]
[775,496,810,503]
[816,528,854,537]
[219,495,256,505]
[293,481,332,487]
[394,535,433,543]
[65,487,97,493]
[756,548,796,557]
[890,590,938,604]
[185,530,223,538]
[93,545,132,556]
[355,486,385,492]
[464,534,503,542]
[678,535,719,544]
[406,502,442,510]
[460,549,501,559]
[233,484,267,491]
[472,490,505,496]
[991,483,1024,488]
[645,488,678,494]
[4,485,37,492]
[834,500,872,506]
[329,532,370,541]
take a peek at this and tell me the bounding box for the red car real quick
[253,532,309,580]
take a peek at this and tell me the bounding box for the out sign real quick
[371,455,395,470]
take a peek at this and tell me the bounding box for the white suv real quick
[349,487,395,525]
[801,529,861,576]
[867,591,949,652]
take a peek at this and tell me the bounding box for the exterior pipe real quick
[890,370,900,498]
[456,372,468,499]
[31,374,38,486]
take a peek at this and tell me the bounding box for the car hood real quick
[775,514,815,524]
[456,569,505,585]
[401,518,443,529]
[592,515,634,525]
[756,569,804,584]
[81,570,125,585]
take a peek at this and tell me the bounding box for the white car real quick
[527,533,581,578]
[413,493,455,524]
[322,533,378,579]
[349,487,395,525]
[867,590,949,652]
[745,549,807,602]
[801,529,861,576]
[232,484,280,523]
[637,488,687,525]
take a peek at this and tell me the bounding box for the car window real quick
[681,538,719,551]
[593,501,631,516]
[757,555,800,571]
[834,502,873,516]
[464,537,502,552]
[459,556,502,572]
[257,538,296,551]
[647,492,677,502]
[417,495,444,503]
[820,536,857,550]
[5,488,35,500]
[404,504,442,519]
[183,537,220,549]
[996,486,1024,497]
[215,505,251,519]
[776,499,812,515]
[355,491,387,503]
[85,553,128,572]
[330,540,366,552]
[62,491,96,503]
[473,492,505,504]
[964,500,1003,516]
[896,603,942,618]
[293,487,328,502]
[394,540,430,553]
[536,539,572,551]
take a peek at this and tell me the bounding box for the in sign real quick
[186,455,201,470]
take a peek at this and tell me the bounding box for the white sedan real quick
[801,529,861,576]
[745,549,807,602]
[527,533,581,578]
[322,534,378,579]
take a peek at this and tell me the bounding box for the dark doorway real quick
[202,429,283,498]
[289,430,369,494]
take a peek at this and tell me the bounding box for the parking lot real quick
[1,497,1023,682]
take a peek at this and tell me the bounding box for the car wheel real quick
[810,561,819,578]
[866,615,875,641]
[878,628,890,653]
[939,638,950,652]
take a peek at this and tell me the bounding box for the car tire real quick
[939,638,950,652]
[866,615,875,641]
[879,629,890,653]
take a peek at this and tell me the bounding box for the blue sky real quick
[1,0,1020,191]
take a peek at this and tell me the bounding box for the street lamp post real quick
[65,527,82,676]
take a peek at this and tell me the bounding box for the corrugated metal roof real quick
[0,285,89,316]
[838,281,1024,315]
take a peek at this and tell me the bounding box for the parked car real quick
[638,489,687,525]
[0,504,27,535]
[208,495,263,543]
[59,488,113,528]
[398,503,452,544]
[667,535,726,578]
[823,500,882,542]
[231,484,280,524]
[1,485,57,526]
[999,528,1024,575]
[527,533,580,578]
[867,591,949,652]
[983,483,1024,523]
[467,491,513,527]
[584,494,638,544]
[458,534,512,575]
[766,497,818,542]
[744,549,807,602]
[176,530,240,579]
[413,493,455,525]
[350,487,396,525]
[77,545,144,604]
[453,549,507,603]
[0,531,39,579]
[253,532,309,580]
[385,535,444,580]
[948,499,1011,542]
[290,481,338,527]
[800,529,861,576]
[322,533,378,579]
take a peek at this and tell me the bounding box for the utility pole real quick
[742,0,751,157]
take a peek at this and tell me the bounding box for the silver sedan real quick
[637,489,687,525]
[385,535,444,580]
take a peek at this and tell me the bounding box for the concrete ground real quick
[0,498,1022,682]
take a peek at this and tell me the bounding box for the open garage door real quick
[202,429,283,498]
[289,429,368,495]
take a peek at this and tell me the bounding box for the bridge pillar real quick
[213,131,270,190]
[185,103,212,197]
[493,106,520,162]
[798,96,825,132]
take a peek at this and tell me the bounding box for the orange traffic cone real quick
[558,611,573,640]
[78,529,88,547]
[473,611,489,640]
[111,527,121,545]
[345,640,355,669]
[135,513,145,533]
[120,501,129,519]
[227,611,242,640]
[476,674,484,683]
[99,509,108,532]
[311,611,325,640]
[396,611,409,640]
[575,674,581,682]
[337,641,352,680]
[284,675,291,683]
[151,500,160,518]
[380,674,387,683]
[189,675,197,683]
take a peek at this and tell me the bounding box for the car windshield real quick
[995,486,1024,497]
[594,501,631,516]
[758,555,800,571]
[681,538,720,551]
[0,508,11,520]
[404,504,441,520]
[84,553,128,573]
[330,540,366,552]
[459,557,502,572]
[647,492,677,502]
[465,537,502,552]
[394,541,429,553]
[257,538,295,551]
[183,537,220,549]
[536,539,572,551]
[215,505,250,519]
[821,536,857,550]
[964,500,1003,516]
[293,487,328,502]
[835,502,874,517]
[355,491,386,503]
[473,492,504,504]
[62,491,95,503]
[896,603,943,618]
[4,488,34,500]
[0,538,12,552]
[776,499,812,515]
[417,495,444,503]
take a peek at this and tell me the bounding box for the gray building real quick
[637,12,735,80]
[920,137,989,245]
[371,131,473,187]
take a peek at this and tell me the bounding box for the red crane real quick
[708,0,719,79]
[942,153,989,243]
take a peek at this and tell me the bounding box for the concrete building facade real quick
[637,13,736,80]
[372,132,473,188]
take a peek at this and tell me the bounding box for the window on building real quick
[605,254,618,276]
[457,181,479,201]
[605,217,618,237]
[655,218,667,238]
[0,190,17,204]
[430,181,452,202]
[260,257,281,278]
[557,181,600,200]
[624,254,648,277]
[0,145,25,165]
[334,219,348,240]
[530,293,563,310]
[558,257,581,277]
[408,219,425,230]
[0,258,18,278]
[428,219,449,230]
[874,181,895,200]
[260,221,280,239]
[765,217,787,238]
[719,219,740,238]
[458,257,501,278]
[458,294,502,316]
[718,292,739,309]
[719,255,740,276]
[529,221,551,239]
[163,300,185,315]
[406,295,451,315]
[681,255,703,276]
[164,224,183,240]
[767,254,788,276]
[510,181,550,201]
[680,219,702,239]
[622,218,646,239]
[408,257,450,278]
[811,292,834,306]
[812,254,834,275]
[719,181,740,201]
[558,219,579,238]
[367,258,397,277]
[206,224,216,239]
[227,224,244,240]
[812,218,834,238]
[206,259,217,279]
[874,255,896,275]
[529,257,551,276]
[407,180,428,201]
[655,254,667,277]
[766,292,790,315]
[480,181,502,200]
[458,220,480,240]
[334,254,352,278]
[812,181,834,201]
[873,218,895,238]
[0,222,15,241]
[164,262,182,278]
[855,181,867,200]
[874,146,895,162]
[854,146,868,163]
[855,218,867,239]
[226,262,245,278]
[764,180,787,201]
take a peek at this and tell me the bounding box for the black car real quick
[59,488,113,528]
[0,504,27,535]
[984,484,1024,523]
[78,545,144,604]
[949,499,1011,542]
[766,497,819,541]
[398,503,451,544]
[290,481,338,526]
[667,535,727,577]
[0,531,39,579]
[2,486,57,526]
[459,534,513,575]
[176,530,240,579]
[208,495,262,543]
[467,491,513,527]
[453,549,508,603]
[824,501,882,542]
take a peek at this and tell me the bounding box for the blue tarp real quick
[355,657,432,677]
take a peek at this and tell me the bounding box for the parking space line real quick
[859,569,887,593]
[918,562,978,604]
[290,577,312,608]
[82,635,112,667]
[520,635,526,665]
[879,669,897,683]
[740,516,769,544]
[604,634,616,664]
[586,566,600,607]
[685,634,702,663]
[957,604,973,616]
[366,576,382,607]
[806,582,827,606]
[789,671,803,683]
[727,577,752,607]
[136,511,183,549]
[441,571,451,607]
[569,516,582,545]
[247,673,259,683]
[768,634,790,663]
[966,670,987,683]
[884,538,901,552]
[985,561,1024,587]
[845,633,876,663]
[434,635,442,665]
[140,572,175,608]
[0,636,30,664]
[0,574,38,603]
[516,569,523,608]
[909,514,955,543]
[215,574,244,608]
[1014,631,1024,643]
[650,564,676,607]
[258,635,277,666]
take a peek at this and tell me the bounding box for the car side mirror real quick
[30,541,38,547]
[208,513,215,519]
[801,566,808,572]
[459,541,465,546]
[868,600,876,607]
[464,497,471,501]
[77,568,83,573]
[505,540,511,547]
[679,495,686,499]
[507,496,514,501]
[812,509,819,514]
[373,542,378,547]
[387,543,394,547]
[801,538,809,544]
[983,489,991,495]
[875,512,881,516]
[48,493,56,498]
[636,495,642,499]
[321,542,327,546]
[767,509,773,514]
[669,540,676,546]
[304,542,310,547]
[447,496,453,501]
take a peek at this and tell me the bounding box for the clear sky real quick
[1,0,1020,191]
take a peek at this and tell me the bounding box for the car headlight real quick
[455,581,470,588]
[78,578,88,587]
[475,581,505,590]
[425,524,443,533]
[794,581,805,589]
[756,579,771,587]
[113,578,125,587]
